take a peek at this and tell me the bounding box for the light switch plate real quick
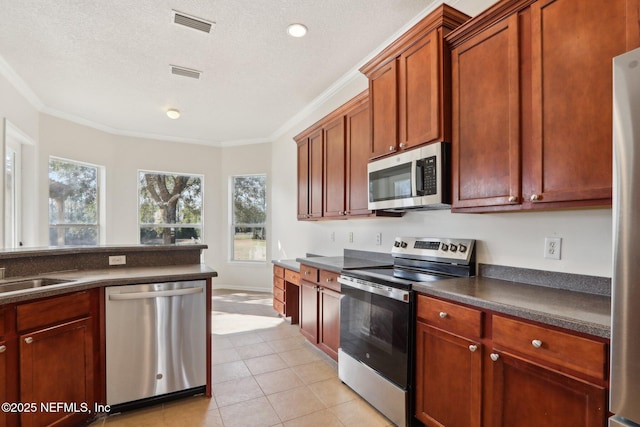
[109,255,126,265]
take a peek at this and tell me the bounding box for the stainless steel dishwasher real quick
[105,280,207,407]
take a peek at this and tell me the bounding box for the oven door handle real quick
[338,276,411,303]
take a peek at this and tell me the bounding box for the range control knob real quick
[400,241,408,248]
[459,244,467,253]
[440,243,449,251]
[449,244,458,252]
[393,241,401,247]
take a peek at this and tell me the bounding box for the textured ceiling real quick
[0,0,455,146]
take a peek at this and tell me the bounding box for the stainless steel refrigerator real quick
[611,46,640,427]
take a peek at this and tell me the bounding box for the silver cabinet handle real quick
[399,142,406,149]
[109,287,202,301]
[0,345,6,353]
[326,277,333,282]
[530,194,540,201]
[439,312,448,318]
[389,145,395,152]
[304,271,310,275]
[490,353,500,362]
[508,196,517,203]
[24,337,33,344]
[532,339,543,348]
[469,345,478,352]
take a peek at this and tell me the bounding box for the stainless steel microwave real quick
[367,142,451,211]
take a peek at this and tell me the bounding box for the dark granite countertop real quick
[295,255,392,273]
[272,259,300,272]
[413,276,610,338]
[288,255,610,339]
[0,264,217,305]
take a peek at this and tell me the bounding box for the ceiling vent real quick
[172,10,215,33]
[170,65,202,79]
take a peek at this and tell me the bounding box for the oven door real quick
[338,277,413,388]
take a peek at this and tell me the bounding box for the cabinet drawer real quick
[273,299,285,316]
[492,315,607,380]
[274,265,285,279]
[417,295,482,338]
[273,287,285,303]
[17,291,91,332]
[274,277,285,290]
[320,270,341,293]
[300,265,319,283]
[285,269,300,285]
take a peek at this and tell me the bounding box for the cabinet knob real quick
[508,196,518,203]
[304,271,309,275]
[399,142,406,149]
[490,353,500,362]
[326,277,333,282]
[24,337,33,344]
[530,194,541,201]
[468,345,478,352]
[389,146,395,152]
[531,339,543,348]
[0,345,6,353]
[439,312,448,318]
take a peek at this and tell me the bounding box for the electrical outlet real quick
[544,237,561,260]
[375,233,382,246]
[109,255,127,266]
[349,232,354,243]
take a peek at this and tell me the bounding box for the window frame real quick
[48,156,103,246]
[229,173,267,263]
[137,169,204,245]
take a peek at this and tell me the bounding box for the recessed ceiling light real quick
[287,23,308,38]
[166,109,181,119]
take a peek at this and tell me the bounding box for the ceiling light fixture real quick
[286,23,308,38]
[166,109,181,119]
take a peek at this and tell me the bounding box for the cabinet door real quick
[345,100,372,217]
[20,318,94,427]
[299,281,318,343]
[415,323,482,427]
[309,130,324,218]
[318,287,340,361]
[369,60,398,160]
[296,139,310,219]
[488,350,606,427]
[0,341,7,427]
[525,0,628,207]
[451,15,521,210]
[399,31,442,150]
[323,117,346,218]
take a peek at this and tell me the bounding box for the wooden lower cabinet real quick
[13,290,99,427]
[415,323,482,427]
[299,264,341,360]
[20,318,94,427]
[415,294,608,427]
[489,351,606,427]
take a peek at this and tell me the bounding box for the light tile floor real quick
[89,289,393,427]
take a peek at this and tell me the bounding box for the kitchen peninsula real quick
[0,244,217,427]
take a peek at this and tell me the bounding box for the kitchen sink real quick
[0,278,71,293]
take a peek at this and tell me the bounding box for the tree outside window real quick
[138,171,203,244]
[48,158,100,246]
[232,175,266,261]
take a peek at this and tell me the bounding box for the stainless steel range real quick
[338,237,476,427]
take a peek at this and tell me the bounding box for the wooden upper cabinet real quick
[451,14,522,209]
[296,129,323,220]
[448,0,640,212]
[323,117,347,218]
[360,5,470,161]
[295,90,371,220]
[345,98,372,216]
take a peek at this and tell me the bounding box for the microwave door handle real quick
[415,159,425,196]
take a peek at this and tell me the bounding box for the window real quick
[5,138,21,248]
[48,157,100,246]
[138,171,203,244]
[231,174,266,261]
